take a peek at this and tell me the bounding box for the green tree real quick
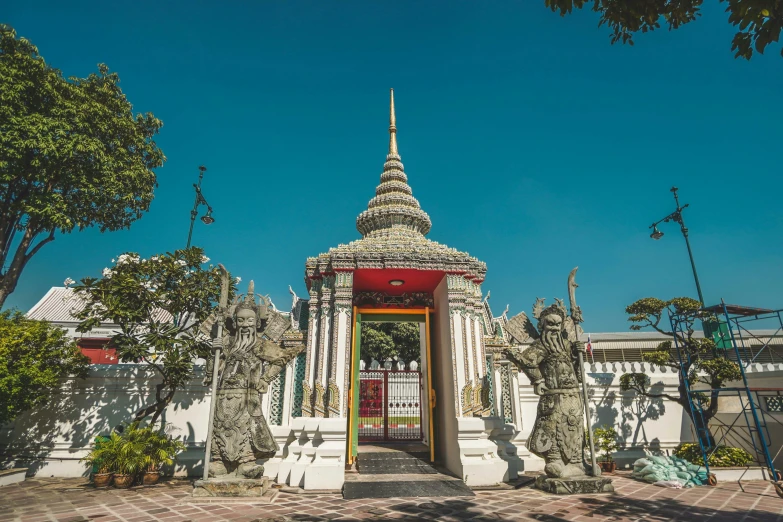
[0,25,165,307]
[73,247,233,424]
[0,310,89,424]
[361,322,421,365]
[619,297,741,442]
[545,1,783,59]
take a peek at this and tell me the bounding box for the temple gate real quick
[266,90,526,490]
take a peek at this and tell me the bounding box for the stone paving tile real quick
[1,475,782,521]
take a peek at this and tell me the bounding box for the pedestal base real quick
[535,475,614,495]
[192,477,273,498]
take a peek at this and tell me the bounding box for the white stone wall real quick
[3,361,780,481]
[0,364,346,488]
[502,360,694,470]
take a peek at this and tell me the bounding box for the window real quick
[77,338,118,364]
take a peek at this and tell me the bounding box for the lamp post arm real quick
[675,208,705,305]
[650,188,705,305]
[186,166,211,250]
[186,189,201,250]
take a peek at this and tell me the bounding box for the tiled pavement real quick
[1,473,782,522]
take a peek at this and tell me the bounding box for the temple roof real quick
[306,90,486,282]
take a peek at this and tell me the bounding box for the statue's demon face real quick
[235,308,257,335]
[541,313,563,334]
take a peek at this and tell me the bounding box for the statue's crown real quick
[229,280,269,324]
[532,298,567,324]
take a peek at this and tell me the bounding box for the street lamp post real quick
[186,166,215,249]
[649,187,705,305]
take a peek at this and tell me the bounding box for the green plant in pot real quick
[126,423,185,485]
[112,432,146,488]
[593,425,619,474]
[81,434,119,488]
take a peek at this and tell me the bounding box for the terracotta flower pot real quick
[599,461,617,474]
[113,474,134,488]
[143,471,161,486]
[93,472,113,488]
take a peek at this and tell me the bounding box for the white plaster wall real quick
[512,361,696,469]
[0,365,211,478]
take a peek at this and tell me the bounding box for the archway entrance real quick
[346,308,435,466]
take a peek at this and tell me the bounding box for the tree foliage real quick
[544,1,783,59]
[361,322,421,365]
[619,297,742,437]
[0,310,89,424]
[0,25,165,307]
[73,247,233,424]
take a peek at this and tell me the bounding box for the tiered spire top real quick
[356,89,432,239]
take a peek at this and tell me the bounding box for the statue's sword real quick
[203,264,230,481]
[568,267,600,477]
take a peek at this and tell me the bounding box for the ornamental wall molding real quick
[352,291,434,309]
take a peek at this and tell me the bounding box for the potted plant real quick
[81,434,120,488]
[111,432,145,488]
[593,425,619,474]
[141,429,185,485]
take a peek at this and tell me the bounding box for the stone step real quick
[357,463,439,475]
[357,452,438,475]
[343,478,474,499]
[357,451,430,461]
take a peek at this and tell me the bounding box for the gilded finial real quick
[389,88,398,156]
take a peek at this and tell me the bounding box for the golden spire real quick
[356,89,432,239]
[389,88,398,156]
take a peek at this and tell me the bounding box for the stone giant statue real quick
[204,282,303,479]
[503,268,612,493]
[504,300,586,479]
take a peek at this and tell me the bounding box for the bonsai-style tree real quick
[593,425,619,463]
[73,247,233,424]
[619,297,741,444]
[0,310,89,424]
[0,26,165,307]
[544,1,782,59]
[361,322,421,366]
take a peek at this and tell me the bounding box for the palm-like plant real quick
[145,431,185,472]
[113,435,146,476]
[81,432,123,474]
[123,421,185,472]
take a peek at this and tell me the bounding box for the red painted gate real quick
[358,370,422,441]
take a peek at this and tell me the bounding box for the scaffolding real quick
[669,299,783,493]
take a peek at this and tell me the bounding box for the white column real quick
[452,312,466,417]
[473,317,485,379]
[334,310,348,416]
[465,318,475,384]
[281,357,295,427]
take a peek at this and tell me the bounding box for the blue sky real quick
[5,1,783,332]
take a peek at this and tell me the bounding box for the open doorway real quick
[358,321,422,442]
[347,309,434,466]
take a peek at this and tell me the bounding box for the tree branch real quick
[642,391,683,403]
[24,229,55,261]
